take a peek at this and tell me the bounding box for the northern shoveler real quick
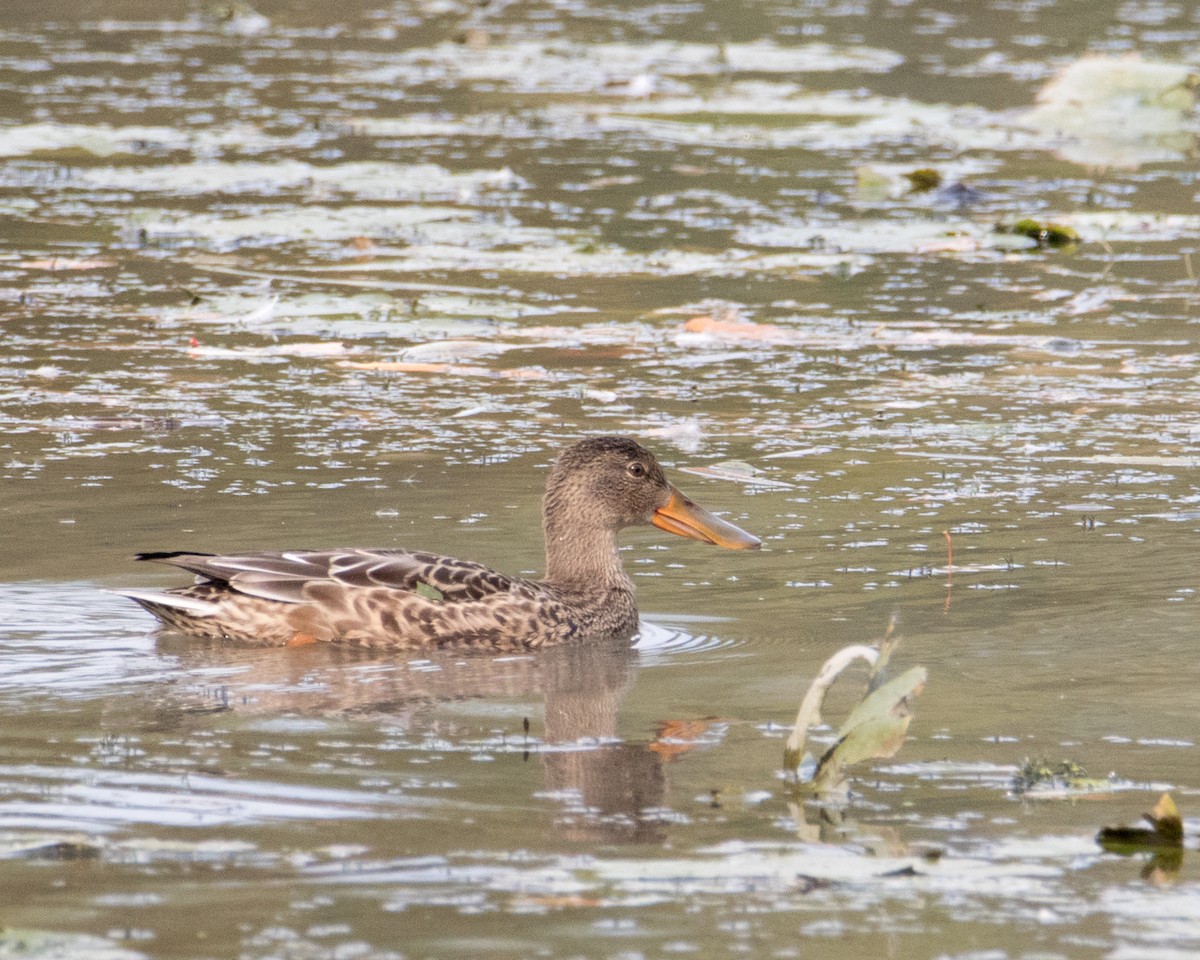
[117,436,761,649]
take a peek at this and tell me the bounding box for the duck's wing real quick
[136,549,517,605]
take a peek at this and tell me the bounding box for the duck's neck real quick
[542,520,632,590]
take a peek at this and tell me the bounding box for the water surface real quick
[1,0,1199,957]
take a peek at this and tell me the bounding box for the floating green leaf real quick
[1012,758,1114,798]
[1002,218,1081,248]
[836,666,927,740]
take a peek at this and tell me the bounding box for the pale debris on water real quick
[679,461,795,490]
[1023,54,1199,168]
[336,359,547,380]
[348,40,904,95]
[187,341,350,359]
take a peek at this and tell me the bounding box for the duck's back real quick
[119,548,638,649]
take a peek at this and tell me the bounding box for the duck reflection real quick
[153,633,667,843]
[537,641,666,844]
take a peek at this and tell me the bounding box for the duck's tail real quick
[106,588,223,633]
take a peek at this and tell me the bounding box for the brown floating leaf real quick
[903,168,942,192]
[1097,792,1184,851]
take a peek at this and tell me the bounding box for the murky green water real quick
[2,0,1199,957]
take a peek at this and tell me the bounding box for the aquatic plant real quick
[783,619,926,794]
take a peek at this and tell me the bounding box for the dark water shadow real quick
[153,632,668,843]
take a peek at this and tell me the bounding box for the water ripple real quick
[0,763,417,831]
[634,618,745,662]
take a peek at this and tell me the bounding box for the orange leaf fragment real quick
[916,236,979,254]
[681,315,790,342]
[648,717,717,760]
[510,894,603,909]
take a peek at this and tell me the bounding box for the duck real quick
[117,436,761,650]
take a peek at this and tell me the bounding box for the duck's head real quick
[543,436,761,551]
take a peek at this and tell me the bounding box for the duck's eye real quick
[627,461,647,479]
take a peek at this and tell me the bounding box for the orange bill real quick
[651,484,761,550]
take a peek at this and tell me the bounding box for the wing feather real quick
[138,548,518,605]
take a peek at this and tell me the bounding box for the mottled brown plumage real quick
[118,436,760,649]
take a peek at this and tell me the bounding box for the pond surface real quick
[1,0,1199,957]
